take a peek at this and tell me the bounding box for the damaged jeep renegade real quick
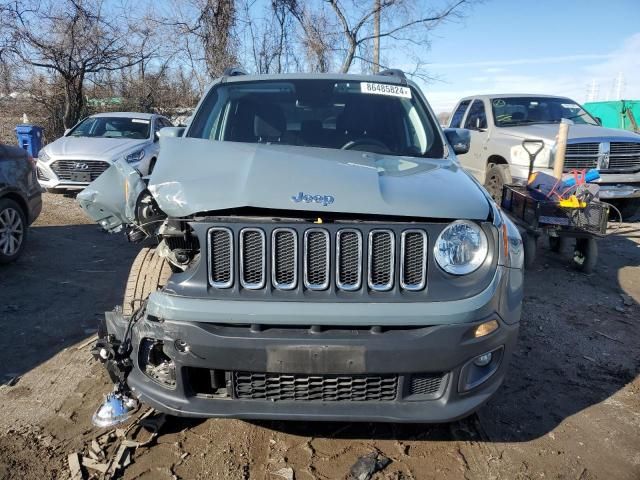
[78,70,524,424]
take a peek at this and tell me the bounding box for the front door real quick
[462,99,490,182]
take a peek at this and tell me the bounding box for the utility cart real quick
[500,139,610,273]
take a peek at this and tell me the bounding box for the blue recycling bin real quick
[15,124,44,158]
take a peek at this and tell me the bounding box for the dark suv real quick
[0,144,43,263]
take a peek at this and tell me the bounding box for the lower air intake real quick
[234,372,398,402]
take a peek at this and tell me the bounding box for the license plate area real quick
[70,171,91,182]
[267,345,366,374]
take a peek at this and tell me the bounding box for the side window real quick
[464,100,487,130]
[449,100,470,128]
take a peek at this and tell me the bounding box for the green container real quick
[583,100,640,133]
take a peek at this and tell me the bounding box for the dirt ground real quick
[0,193,638,480]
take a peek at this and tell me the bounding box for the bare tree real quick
[4,0,151,128]
[325,0,473,74]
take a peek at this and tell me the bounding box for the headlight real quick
[124,149,145,164]
[434,220,488,275]
[38,150,50,162]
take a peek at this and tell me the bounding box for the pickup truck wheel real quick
[123,247,172,316]
[0,198,27,264]
[485,164,512,204]
[522,232,537,270]
[609,199,640,221]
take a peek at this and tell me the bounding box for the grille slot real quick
[272,229,297,290]
[408,374,444,396]
[240,228,266,289]
[304,229,330,290]
[234,372,398,402]
[50,159,111,181]
[336,229,362,291]
[368,230,395,291]
[208,228,233,288]
[401,230,427,291]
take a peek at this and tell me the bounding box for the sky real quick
[389,0,640,113]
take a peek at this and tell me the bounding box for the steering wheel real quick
[341,138,391,154]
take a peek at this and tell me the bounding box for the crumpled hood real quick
[149,138,490,220]
[499,123,640,142]
[43,136,150,160]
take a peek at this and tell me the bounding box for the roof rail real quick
[223,67,248,77]
[378,68,406,80]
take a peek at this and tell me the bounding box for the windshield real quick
[188,79,444,158]
[491,97,598,127]
[68,117,151,139]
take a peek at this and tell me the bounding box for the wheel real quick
[484,164,512,204]
[548,235,566,253]
[123,247,172,316]
[522,232,537,270]
[609,199,640,221]
[0,198,27,264]
[573,238,597,273]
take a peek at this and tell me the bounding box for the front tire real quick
[0,198,27,264]
[484,164,512,204]
[122,247,172,316]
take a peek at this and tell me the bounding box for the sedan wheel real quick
[0,199,27,263]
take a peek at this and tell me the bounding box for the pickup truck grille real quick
[207,225,429,294]
[50,159,111,181]
[564,141,640,172]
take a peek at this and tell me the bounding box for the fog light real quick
[474,319,499,338]
[474,352,493,367]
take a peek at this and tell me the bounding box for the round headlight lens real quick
[434,220,488,275]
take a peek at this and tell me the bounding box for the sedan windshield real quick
[188,79,444,158]
[68,117,151,139]
[491,97,598,127]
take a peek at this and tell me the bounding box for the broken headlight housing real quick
[434,220,488,275]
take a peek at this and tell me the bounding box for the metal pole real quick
[553,119,571,179]
[373,0,380,74]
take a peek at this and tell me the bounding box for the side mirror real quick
[154,130,161,142]
[595,116,602,126]
[64,128,71,136]
[475,117,486,131]
[158,126,185,139]
[444,128,471,155]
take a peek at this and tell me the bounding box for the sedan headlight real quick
[434,220,488,275]
[124,149,145,164]
[38,150,50,163]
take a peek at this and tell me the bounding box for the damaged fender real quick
[77,160,148,232]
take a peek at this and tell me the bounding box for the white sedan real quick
[36,112,173,193]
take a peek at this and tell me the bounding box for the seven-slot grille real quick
[50,159,111,181]
[207,226,429,293]
[564,141,640,172]
[233,372,398,402]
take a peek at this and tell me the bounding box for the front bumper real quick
[511,165,640,199]
[101,266,523,423]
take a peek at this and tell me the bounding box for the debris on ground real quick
[272,466,295,480]
[68,408,165,479]
[349,451,391,480]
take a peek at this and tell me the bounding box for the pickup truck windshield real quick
[68,117,151,139]
[188,79,444,158]
[491,97,599,127]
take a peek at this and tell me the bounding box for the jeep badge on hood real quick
[291,191,335,206]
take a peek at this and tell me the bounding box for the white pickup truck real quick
[448,94,640,218]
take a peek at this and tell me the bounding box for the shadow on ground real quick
[0,224,140,380]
